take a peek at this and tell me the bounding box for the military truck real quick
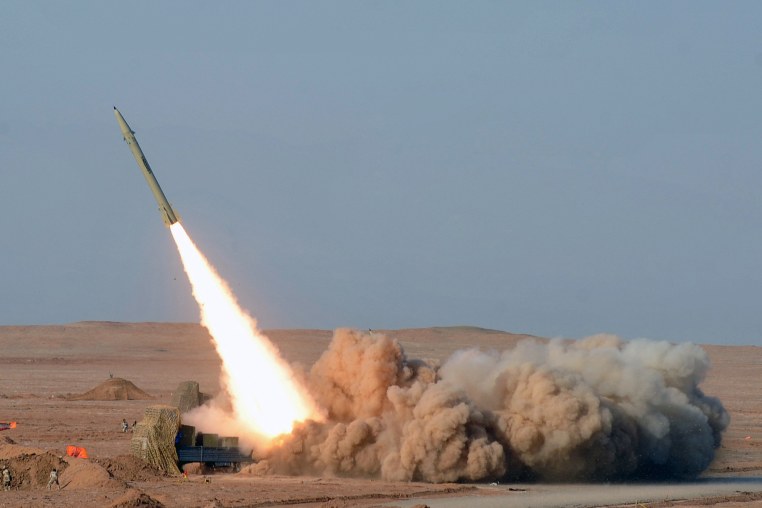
[175,425,253,471]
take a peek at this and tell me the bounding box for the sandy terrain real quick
[0,322,760,507]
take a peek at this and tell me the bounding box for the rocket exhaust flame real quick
[170,223,322,439]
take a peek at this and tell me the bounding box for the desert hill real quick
[68,378,153,401]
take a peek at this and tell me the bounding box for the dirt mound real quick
[0,444,67,490]
[0,443,126,490]
[62,455,125,490]
[1,436,15,444]
[181,462,209,475]
[109,488,165,507]
[68,378,153,401]
[93,455,169,482]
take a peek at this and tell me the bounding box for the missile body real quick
[114,107,179,227]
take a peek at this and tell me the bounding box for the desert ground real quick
[0,322,760,507]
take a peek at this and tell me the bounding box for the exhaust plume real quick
[169,223,323,442]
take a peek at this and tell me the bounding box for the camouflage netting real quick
[130,405,181,475]
[170,381,201,413]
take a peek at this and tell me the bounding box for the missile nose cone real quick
[114,108,133,136]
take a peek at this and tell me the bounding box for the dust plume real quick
[232,329,727,482]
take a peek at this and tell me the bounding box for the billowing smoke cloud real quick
[189,329,729,482]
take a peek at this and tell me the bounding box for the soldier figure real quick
[47,468,60,490]
[2,467,11,491]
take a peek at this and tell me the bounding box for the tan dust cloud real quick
[192,329,729,482]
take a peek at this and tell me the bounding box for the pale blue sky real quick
[2,2,762,344]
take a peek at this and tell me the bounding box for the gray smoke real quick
[211,329,729,482]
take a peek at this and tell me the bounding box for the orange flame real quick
[170,223,322,439]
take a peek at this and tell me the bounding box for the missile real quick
[114,107,180,227]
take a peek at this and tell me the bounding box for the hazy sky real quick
[2,2,761,344]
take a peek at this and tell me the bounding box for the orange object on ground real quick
[66,445,89,458]
[0,422,16,431]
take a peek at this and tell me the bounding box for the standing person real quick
[121,419,129,433]
[47,468,60,490]
[2,467,11,491]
